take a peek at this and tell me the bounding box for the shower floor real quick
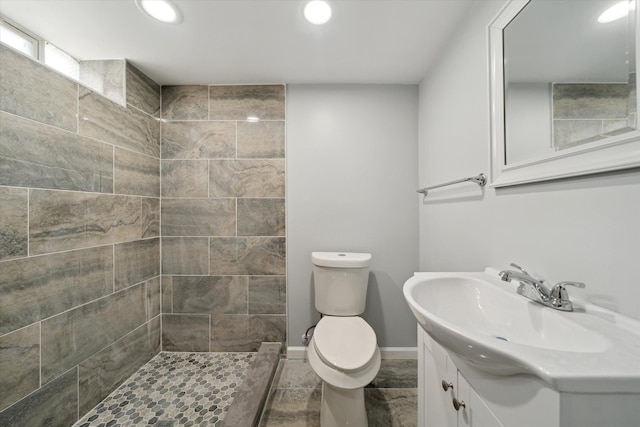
[74,352,256,427]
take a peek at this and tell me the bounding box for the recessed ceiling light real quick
[304,0,332,25]
[597,1,635,23]
[246,116,260,123]
[135,0,182,24]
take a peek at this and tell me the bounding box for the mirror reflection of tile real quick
[552,75,637,150]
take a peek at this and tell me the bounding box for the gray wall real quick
[0,45,161,425]
[418,0,640,321]
[287,84,420,349]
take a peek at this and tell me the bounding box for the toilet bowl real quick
[309,252,379,427]
[308,315,381,427]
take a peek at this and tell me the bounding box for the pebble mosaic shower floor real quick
[74,352,256,427]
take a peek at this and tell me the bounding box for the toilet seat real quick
[313,316,377,373]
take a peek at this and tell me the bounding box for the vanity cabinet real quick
[419,327,502,427]
[417,326,639,427]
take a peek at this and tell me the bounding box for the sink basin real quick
[403,269,640,393]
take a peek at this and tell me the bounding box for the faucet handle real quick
[556,281,586,288]
[509,263,529,275]
[509,263,545,284]
[550,281,586,300]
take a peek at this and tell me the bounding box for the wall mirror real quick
[489,0,640,187]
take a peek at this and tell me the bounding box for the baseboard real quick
[287,346,417,360]
[287,346,308,359]
[380,347,418,359]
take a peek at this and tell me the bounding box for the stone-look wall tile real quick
[0,246,113,335]
[161,276,173,313]
[248,315,286,349]
[0,187,28,261]
[0,111,113,193]
[237,198,285,236]
[172,276,248,315]
[114,148,160,197]
[126,62,160,117]
[237,121,285,158]
[0,44,77,132]
[78,317,160,414]
[161,314,209,352]
[209,85,285,120]
[161,237,209,275]
[0,367,78,427]
[85,193,143,247]
[161,160,209,197]
[79,87,160,157]
[29,189,85,254]
[142,197,160,238]
[114,238,160,290]
[248,276,286,314]
[0,324,40,411]
[29,190,142,255]
[41,284,146,384]
[161,198,235,236]
[210,237,286,275]
[210,315,251,352]
[210,313,286,352]
[146,277,161,320]
[79,60,126,107]
[161,121,236,159]
[553,83,630,119]
[209,159,285,197]
[161,86,208,120]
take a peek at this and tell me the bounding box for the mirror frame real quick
[489,0,640,187]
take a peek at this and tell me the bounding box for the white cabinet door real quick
[458,374,504,427]
[420,328,504,427]
[422,330,457,427]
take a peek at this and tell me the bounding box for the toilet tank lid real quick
[311,252,371,268]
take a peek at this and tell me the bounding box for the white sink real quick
[403,269,640,393]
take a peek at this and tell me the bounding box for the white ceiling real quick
[0,0,477,85]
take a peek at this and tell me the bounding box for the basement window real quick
[0,19,38,59]
[1,16,79,81]
[44,41,79,81]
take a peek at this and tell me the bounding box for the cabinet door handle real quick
[452,397,466,411]
[441,380,454,391]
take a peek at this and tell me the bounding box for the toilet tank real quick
[311,252,372,316]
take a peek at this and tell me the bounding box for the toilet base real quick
[320,382,367,427]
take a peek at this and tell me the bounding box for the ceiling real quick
[0,0,477,85]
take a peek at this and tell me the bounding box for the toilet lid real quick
[313,316,377,373]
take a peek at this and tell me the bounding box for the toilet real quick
[308,252,381,427]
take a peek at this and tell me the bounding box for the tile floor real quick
[74,352,255,427]
[259,359,417,427]
[72,352,417,427]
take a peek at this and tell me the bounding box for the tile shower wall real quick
[160,85,287,353]
[0,44,161,425]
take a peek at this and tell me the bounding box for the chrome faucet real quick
[498,263,585,312]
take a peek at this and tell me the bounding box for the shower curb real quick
[221,342,282,427]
